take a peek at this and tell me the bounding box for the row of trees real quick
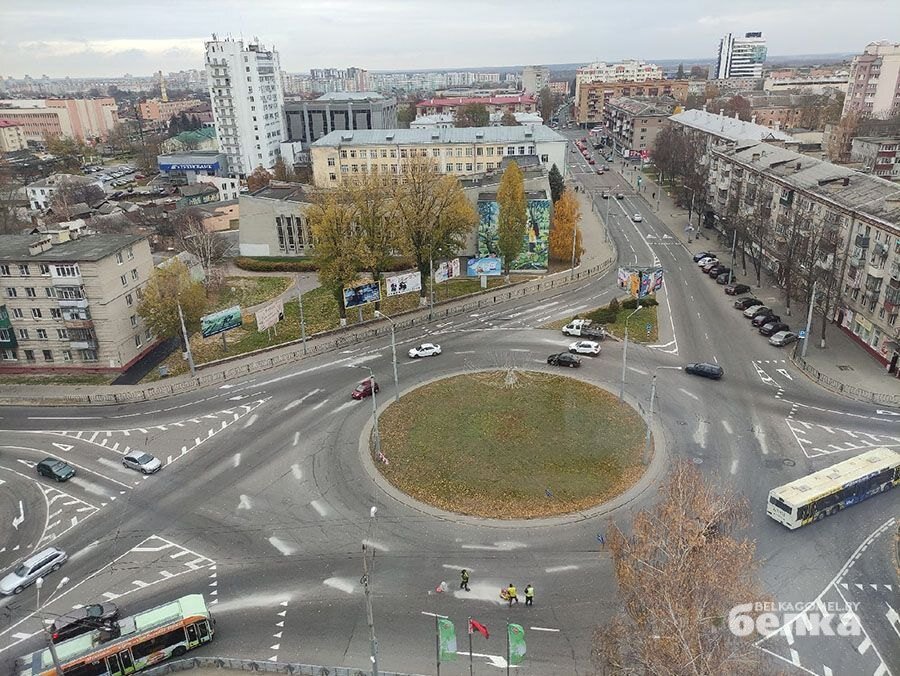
[167,111,203,135]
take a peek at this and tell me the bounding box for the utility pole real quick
[728,229,737,285]
[619,305,642,401]
[429,254,435,321]
[297,281,307,355]
[801,280,817,359]
[644,366,682,464]
[375,311,399,402]
[177,302,196,377]
[361,543,379,676]
[570,221,578,278]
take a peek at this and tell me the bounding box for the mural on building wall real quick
[476,197,551,271]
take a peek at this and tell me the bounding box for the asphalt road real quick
[1,140,897,675]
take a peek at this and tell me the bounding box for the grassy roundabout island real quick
[377,370,647,519]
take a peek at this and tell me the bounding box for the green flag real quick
[507,623,526,665]
[438,618,457,662]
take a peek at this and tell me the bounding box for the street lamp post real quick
[619,305,643,401]
[36,576,69,675]
[374,310,400,403]
[353,364,381,456]
[644,366,683,464]
[361,506,380,676]
[570,221,578,278]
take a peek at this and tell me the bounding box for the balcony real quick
[51,274,82,286]
[69,339,97,350]
[64,318,94,330]
[867,265,885,279]
[855,234,870,248]
[58,298,88,309]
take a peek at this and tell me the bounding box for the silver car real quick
[769,331,798,347]
[0,547,68,595]
[122,450,162,474]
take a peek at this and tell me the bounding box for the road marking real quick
[233,453,241,468]
[268,537,296,556]
[628,366,649,376]
[461,541,527,551]
[330,401,356,415]
[693,422,707,449]
[678,388,699,401]
[323,577,355,594]
[12,501,24,530]
[242,414,258,429]
[238,495,251,510]
[311,399,329,411]
[544,565,578,573]
[309,500,328,516]
[292,431,300,446]
[291,464,302,480]
[722,420,733,434]
[362,539,389,552]
[530,626,561,632]
[730,458,738,474]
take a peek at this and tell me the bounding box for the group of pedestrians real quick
[459,570,535,608]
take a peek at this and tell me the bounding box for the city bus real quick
[766,447,900,529]
[18,594,214,676]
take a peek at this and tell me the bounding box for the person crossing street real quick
[460,569,470,592]
[524,583,535,606]
[506,583,518,607]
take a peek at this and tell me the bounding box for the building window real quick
[456,163,463,172]
[390,149,397,158]
[116,252,124,264]
[541,154,549,163]
[134,334,142,347]
[62,349,71,362]
[32,308,42,319]
[445,163,453,172]
[121,274,128,286]
[145,328,152,342]
[131,269,138,281]
[340,150,348,159]
[487,147,494,156]
[466,163,473,171]
[57,329,68,339]
[45,287,57,298]
[80,349,98,362]
[465,147,473,156]
[127,247,134,261]
[19,265,30,276]
[5,287,16,298]
[42,349,53,362]
[327,157,335,167]
[0,265,9,276]
[1,349,16,361]
[39,264,50,275]
[24,349,35,361]
[54,264,79,277]
[329,173,337,182]
[25,287,36,297]
[476,147,483,156]
[126,293,133,306]
[18,328,28,340]
[50,308,61,319]
[432,149,440,158]
[12,308,23,319]
[36,329,47,339]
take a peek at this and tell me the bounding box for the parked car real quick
[601,192,610,199]
[602,165,610,171]
[743,305,770,319]
[684,362,724,380]
[706,264,726,277]
[51,603,119,643]
[122,451,162,474]
[0,547,68,595]
[725,283,751,295]
[568,340,601,355]
[697,256,717,267]
[693,251,715,262]
[715,272,733,284]
[408,343,442,358]
[759,321,790,337]
[588,158,595,165]
[734,297,762,310]
[702,260,720,273]
[36,458,75,482]
[596,168,604,175]
[615,192,624,199]
[351,378,379,400]
[752,312,781,327]
[769,331,799,347]
[632,213,643,222]
[547,352,581,368]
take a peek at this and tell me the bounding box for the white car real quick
[632,213,643,222]
[122,451,162,474]
[568,340,601,356]
[697,256,717,267]
[408,343,442,358]
[742,304,766,318]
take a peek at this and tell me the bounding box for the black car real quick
[684,362,724,380]
[547,352,581,368]
[708,265,730,278]
[693,251,715,263]
[725,283,751,296]
[715,272,733,284]
[615,192,624,199]
[601,192,610,199]
[734,297,762,311]
[36,458,75,482]
[752,312,781,327]
[51,603,120,643]
[759,321,790,337]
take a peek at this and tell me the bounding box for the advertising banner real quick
[255,299,284,332]
[385,272,421,297]
[467,257,502,277]
[433,259,461,284]
[343,281,381,309]
[200,305,242,338]
[618,267,664,299]
[477,196,551,271]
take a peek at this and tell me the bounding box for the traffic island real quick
[376,370,646,519]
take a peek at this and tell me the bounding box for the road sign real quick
[645,323,652,332]
[798,330,807,339]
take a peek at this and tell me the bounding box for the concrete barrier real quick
[141,656,424,676]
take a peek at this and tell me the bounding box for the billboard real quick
[618,267,664,299]
[255,299,284,332]
[385,272,422,297]
[158,162,220,172]
[477,196,551,271]
[434,259,461,284]
[343,281,381,309]
[201,305,242,338]
[467,256,502,277]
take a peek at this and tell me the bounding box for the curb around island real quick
[356,365,668,529]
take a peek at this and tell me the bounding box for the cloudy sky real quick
[2,0,897,78]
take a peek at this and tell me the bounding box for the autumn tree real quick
[391,158,478,303]
[0,170,27,234]
[676,63,686,79]
[307,188,363,324]
[593,460,765,675]
[775,204,813,317]
[500,111,520,126]
[548,164,565,204]
[344,169,399,284]
[548,188,583,265]
[396,102,417,129]
[721,95,752,122]
[137,258,208,348]
[272,157,296,182]
[247,165,273,193]
[496,161,528,277]
[538,86,553,123]
[49,179,105,221]
[454,103,490,128]
[43,135,88,171]
[169,207,230,283]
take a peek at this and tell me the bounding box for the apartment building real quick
[0,226,156,373]
[284,92,398,147]
[205,36,286,177]
[0,119,26,152]
[602,97,676,158]
[851,137,900,182]
[842,41,900,119]
[713,32,767,80]
[0,98,119,143]
[416,95,538,117]
[309,126,567,187]
[521,66,550,94]
[575,79,687,127]
[138,98,205,123]
[574,60,664,104]
[25,174,104,212]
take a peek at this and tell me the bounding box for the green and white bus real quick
[767,447,899,529]
[19,594,214,676]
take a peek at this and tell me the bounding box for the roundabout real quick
[376,369,647,519]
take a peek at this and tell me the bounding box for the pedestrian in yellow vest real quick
[507,583,518,607]
[524,583,534,606]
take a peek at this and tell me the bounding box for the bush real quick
[234,256,416,274]
[622,296,659,309]
[607,297,620,313]
[589,309,618,324]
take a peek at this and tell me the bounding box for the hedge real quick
[235,256,416,274]
[622,296,659,309]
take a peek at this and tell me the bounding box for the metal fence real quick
[141,656,423,676]
[0,257,616,407]
[793,357,899,408]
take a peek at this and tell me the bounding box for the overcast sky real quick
[2,0,897,78]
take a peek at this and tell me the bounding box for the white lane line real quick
[677,388,700,401]
[311,399,329,411]
[268,537,296,556]
[291,464,302,480]
[292,431,300,446]
[233,453,241,468]
[722,420,733,435]
[323,578,355,594]
[530,626,561,633]
[309,500,329,516]
[627,366,649,376]
[330,401,356,415]
[730,458,739,475]
[544,565,578,573]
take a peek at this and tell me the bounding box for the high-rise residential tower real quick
[713,32,767,80]
[842,41,900,118]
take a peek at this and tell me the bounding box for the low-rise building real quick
[177,183,221,207]
[575,80,688,128]
[138,98,205,123]
[25,174,103,212]
[196,175,240,202]
[602,97,677,159]
[159,128,218,154]
[850,137,900,182]
[310,126,567,187]
[0,226,156,373]
[194,200,239,232]
[238,182,312,257]
[549,81,571,97]
[763,75,849,95]
[0,98,119,142]
[668,108,794,146]
[284,92,398,147]
[410,112,544,129]
[157,151,229,184]
[416,95,538,117]
[0,119,27,152]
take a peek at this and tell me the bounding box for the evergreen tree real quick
[548,164,565,204]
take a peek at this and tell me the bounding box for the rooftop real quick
[0,118,23,128]
[417,95,537,107]
[246,181,310,203]
[26,173,98,190]
[670,109,795,142]
[0,232,146,262]
[315,91,390,102]
[312,126,566,147]
[607,96,677,116]
[171,127,217,144]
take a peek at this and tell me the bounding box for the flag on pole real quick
[469,618,490,639]
[438,618,457,662]
[507,623,526,665]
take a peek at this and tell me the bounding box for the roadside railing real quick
[793,357,899,408]
[142,656,423,676]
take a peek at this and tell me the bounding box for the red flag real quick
[469,619,489,639]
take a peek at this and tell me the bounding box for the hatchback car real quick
[742,304,767,318]
[769,331,799,347]
[547,352,581,368]
[632,213,643,222]
[697,257,717,268]
[725,283,751,296]
[708,265,729,278]
[601,192,610,199]
[51,603,119,643]
[588,158,595,165]
[122,451,162,474]
[569,340,601,355]
[36,458,75,482]
[759,321,790,337]
[751,312,780,327]
[684,362,724,380]
[408,343,441,358]
[351,378,379,400]
[734,297,762,310]
[0,547,68,595]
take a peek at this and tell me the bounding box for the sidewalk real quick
[635,168,899,405]
[571,186,616,267]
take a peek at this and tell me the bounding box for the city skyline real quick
[2,0,897,78]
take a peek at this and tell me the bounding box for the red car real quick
[351,378,379,400]
[588,159,595,165]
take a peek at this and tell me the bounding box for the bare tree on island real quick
[593,461,767,675]
[169,208,230,285]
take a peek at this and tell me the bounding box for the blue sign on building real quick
[159,163,219,172]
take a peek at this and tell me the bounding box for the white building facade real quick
[205,36,286,177]
[522,66,551,94]
[714,32,767,80]
[574,60,665,104]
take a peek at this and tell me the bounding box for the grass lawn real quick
[378,371,646,518]
[0,373,116,386]
[543,302,659,344]
[209,276,293,312]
